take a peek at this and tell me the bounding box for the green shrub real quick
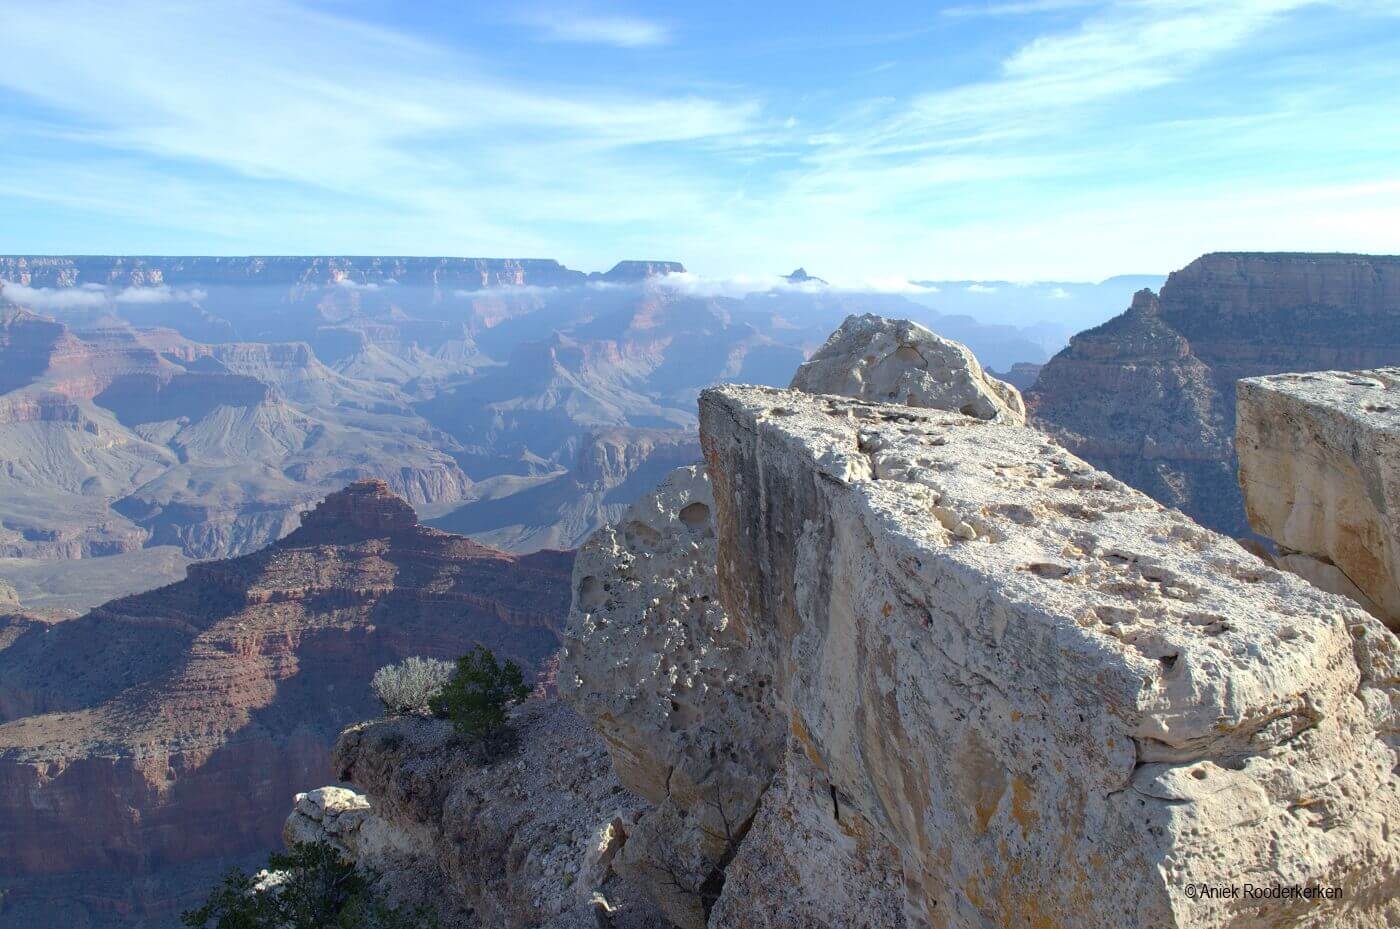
[181,841,436,929]
[428,645,530,742]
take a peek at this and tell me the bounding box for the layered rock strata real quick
[1237,368,1400,630]
[1030,253,1400,536]
[0,481,572,927]
[790,313,1025,424]
[694,384,1398,927]
[0,308,472,565]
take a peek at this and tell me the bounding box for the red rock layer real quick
[0,481,573,925]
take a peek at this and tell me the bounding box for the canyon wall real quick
[1237,368,1400,630]
[0,480,572,928]
[1029,253,1400,536]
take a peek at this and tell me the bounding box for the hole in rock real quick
[679,502,711,530]
[577,576,606,611]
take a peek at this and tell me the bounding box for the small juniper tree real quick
[428,645,530,743]
[371,656,455,716]
[180,866,266,929]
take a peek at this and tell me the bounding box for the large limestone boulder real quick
[1237,368,1400,631]
[699,383,1399,929]
[789,313,1025,424]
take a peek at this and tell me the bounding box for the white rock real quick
[1237,368,1400,630]
[699,383,1399,929]
[789,313,1025,424]
[283,786,371,854]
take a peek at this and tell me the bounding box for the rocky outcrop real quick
[692,384,1398,928]
[592,261,686,283]
[293,699,667,928]
[1237,368,1400,630]
[0,483,573,927]
[1029,253,1400,536]
[291,478,419,540]
[790,314,1025,423]
[560,320,1025,927]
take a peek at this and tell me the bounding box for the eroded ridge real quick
[700,384,1399,929]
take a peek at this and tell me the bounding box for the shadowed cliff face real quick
[1028,253,1400,536]
[0,480,573,927]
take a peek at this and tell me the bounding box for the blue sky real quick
[2,0,1399,282]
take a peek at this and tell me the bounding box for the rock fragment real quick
[790,313,1025,424]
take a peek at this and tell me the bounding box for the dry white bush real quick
[372,656,455,715]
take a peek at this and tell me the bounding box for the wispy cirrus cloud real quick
[1,0,1397,282]
[520,11,670,47]
[943,0,1100,17]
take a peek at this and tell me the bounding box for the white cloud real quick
[524,12,670,47]
[1,0,1396,281]
[1045,286,1072,299]
[0,281,107,309]
[646,271,939,298]
[966,284,998,293]
[113,284,207,303]
[0,0,753,238]
[943,0,1099,17]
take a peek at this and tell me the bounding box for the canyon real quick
[7,254,1400,928]
[0,480,573,927]
[1028,253,1400,537]
[1,256,1060,611]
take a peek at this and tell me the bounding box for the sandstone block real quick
[699,383,1399,929]
[1238,368,1400,631]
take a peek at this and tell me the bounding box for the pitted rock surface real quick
[559,464,784,928]
[698,383,1399,929]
